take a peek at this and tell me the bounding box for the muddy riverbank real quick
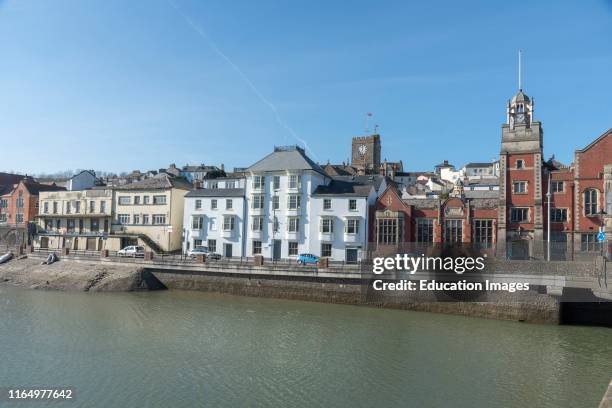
[0,257,144,291]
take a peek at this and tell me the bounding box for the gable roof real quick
[312,181,373,197]
[575,128,612,153]
[22,180,66,195]
[113,174,192,191]
[0,173,27,195]
[70,170,96,180]
[333,174,386,190]
[322,164,359,177]
[247,146,326,176]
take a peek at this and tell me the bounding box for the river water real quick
[0,285,610,408]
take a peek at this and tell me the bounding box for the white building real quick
[66,170,97,191]
[181,146,378,262]
[310,181,376,263]
[439,166,465,184]
[463,162,499,179]
[242,146,377,262]
[182,177,246,258]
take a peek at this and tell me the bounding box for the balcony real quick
[251,229,263,239]
[221,229,234,238]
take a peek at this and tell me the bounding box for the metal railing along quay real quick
[27,248,364,272]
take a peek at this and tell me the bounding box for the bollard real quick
[196,254,205,264]
[100,249,109,258]
[144,251,153,261]
[61,248,69,256]
[27,245,34,254]
[254,255,264,266]
[317,257,329,268]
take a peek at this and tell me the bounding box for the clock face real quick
[358,144,368,156]
[515,113,526,123]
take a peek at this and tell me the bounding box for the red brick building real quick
[572,129,612,254]
[372,185,498,255]
[370,89,611,260]
[0,178,65,227]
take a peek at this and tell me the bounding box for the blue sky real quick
[0,0,611,175]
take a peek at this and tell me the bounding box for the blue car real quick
[297,253,319,265]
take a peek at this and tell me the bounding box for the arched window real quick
[584,189,598,216]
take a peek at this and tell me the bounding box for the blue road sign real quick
[597,231,606,242]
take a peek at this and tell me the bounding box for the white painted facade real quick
[182,189,246,258]
[309,191,376,262]
[244,170,328,259]
[66,170,96,191]
[182,147,378,262]
[439,167,465,183]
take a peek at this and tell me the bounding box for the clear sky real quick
[1,0,611,175]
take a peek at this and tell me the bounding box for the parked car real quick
[297,253,319,265]
[187,246,221,260]
[118,245,145,257]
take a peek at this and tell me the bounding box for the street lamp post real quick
[598,209,607,257]
[546,172,551,262]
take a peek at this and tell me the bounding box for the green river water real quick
[0,285,611,407]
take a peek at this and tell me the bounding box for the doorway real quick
[510,239,530,260]
[224,243,233,258]
[86,238,97,251]
[273,240,282,260]
[346,248,358,264]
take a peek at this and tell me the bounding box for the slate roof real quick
[247,146,326,176]
[0,173,26,195]
[403,198,439,208]
[186,188,245,198]
[181,165,220,172]
[470,198,499,209]
[464,190,499,199]
[333,175,386,190]
[113,174,192,190]
[322,164,359,177]
[312,181,373,197]
[465,162,495,168]
[22,181,66,195]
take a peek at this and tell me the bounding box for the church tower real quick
[351,134,381,174]
[497,55,545,258]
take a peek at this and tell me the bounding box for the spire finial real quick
[518,49,522,91]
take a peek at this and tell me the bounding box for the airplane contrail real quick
[167,0,319,161]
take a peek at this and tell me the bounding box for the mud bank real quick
[0,257,145,292]
[0,257,567,324]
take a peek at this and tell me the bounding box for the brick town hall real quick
[372,86,611,260]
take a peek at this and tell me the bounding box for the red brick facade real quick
[371,125,611,259]
[0,179,65,227]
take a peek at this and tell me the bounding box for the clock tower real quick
[351,134,381,174]
[497,88,545,259]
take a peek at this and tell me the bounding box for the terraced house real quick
[35,188,113,251]
[112,174,191,252]
[183,173,246,258]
